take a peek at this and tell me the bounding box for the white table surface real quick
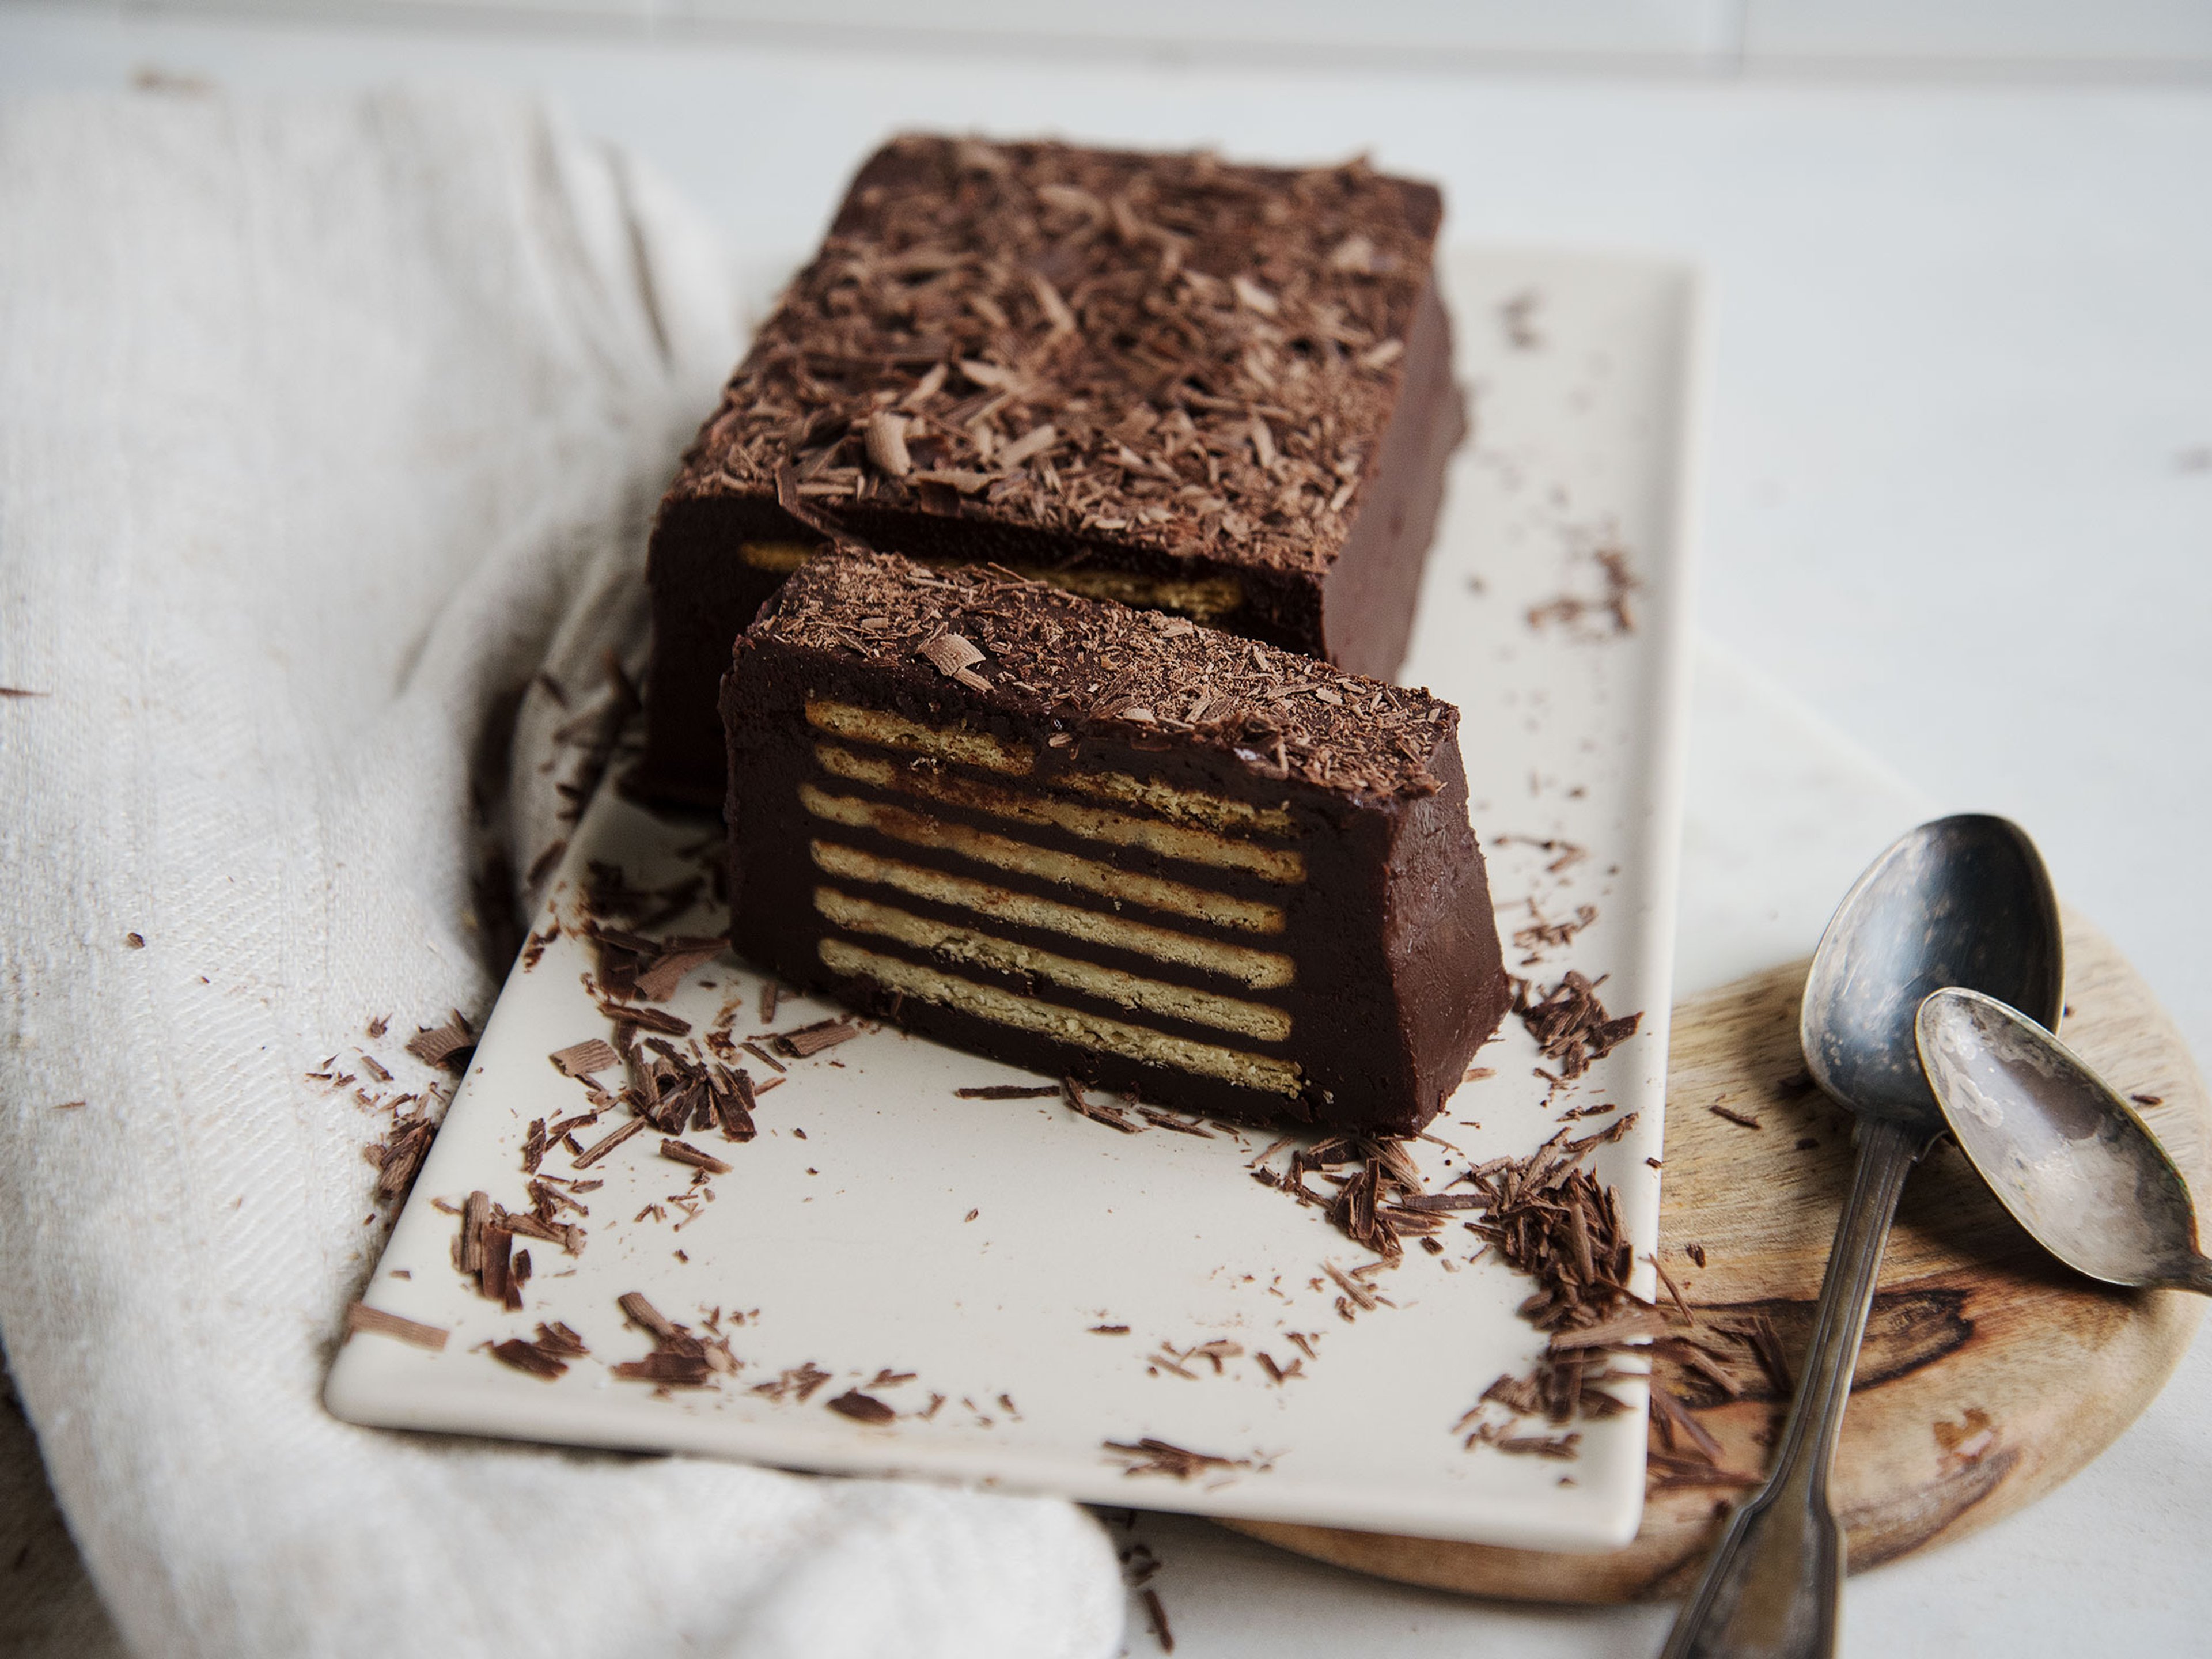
[5,9,2210,1653]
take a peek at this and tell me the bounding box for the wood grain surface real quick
[1226,911,2208,1601]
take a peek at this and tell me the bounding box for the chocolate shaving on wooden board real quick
[1444,1107,1780,1488]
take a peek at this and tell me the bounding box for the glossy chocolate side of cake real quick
[639,134,1465,807]
[719,551,1506,1132]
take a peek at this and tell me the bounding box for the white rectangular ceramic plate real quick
[325,247,1700,1552]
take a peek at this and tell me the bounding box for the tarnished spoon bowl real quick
[1918,987,2212,1296]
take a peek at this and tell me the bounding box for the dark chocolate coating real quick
[720,550,1506,1134]
[637,135,1467,808]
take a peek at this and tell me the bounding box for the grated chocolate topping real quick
[668,135,1444,579]
[752,548,1459,800]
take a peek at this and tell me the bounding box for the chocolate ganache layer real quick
[721,550,1507,1134]
[643,133,1468,806]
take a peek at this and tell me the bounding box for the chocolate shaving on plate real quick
[773,1017,865,1058]
[343,1303,448,1351]
[550,1039,620,1080]
[1103,1438,1252,1480]
[827,1389,898,1424]
[1512,972,1642,1081]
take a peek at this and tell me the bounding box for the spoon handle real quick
[1660,1116,1931,1659]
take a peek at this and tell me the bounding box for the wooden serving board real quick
[1226,910,2209,1601]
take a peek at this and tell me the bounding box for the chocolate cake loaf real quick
[643,134,1467,806]
[722,550,1506,1134]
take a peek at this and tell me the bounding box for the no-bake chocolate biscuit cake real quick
[642,134,1467,805]
[721,549,1508,1134]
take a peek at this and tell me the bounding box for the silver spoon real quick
[1661,815,2062,1659]
[1918,987,2212,1295]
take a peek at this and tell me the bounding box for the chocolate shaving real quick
[550,1039,620,1079]
[1452,1115,1652,1445]
[533,1321,589,1358]
[1709,1103,1763,1130]
[343,1303,448,1351]
[660,1137,732,1176]
[489,1338,569,1380]
[1142,1589,1175,1653]
[479,1226,516,1309]
[1493,1431,1582,1459]
[955,1084,1062,1100]
[457,1190,491,1275]
[1512,972,1642,1081]
[405,1013,476,1073]
[371,1116,436,1205]
[916,632,987,680]
[633,937,728,1002]
[1527,543,1641,637]
[713,1066,759,1141]
[827,1389,897,1424]
[610,1352,714,1387]
[571,1116,648,1169]
[753,1362,835,1403]
[1547,1307,1674,1349]
[1060,1075,1143,1134]
[772,1017,865,1057]
[611,1290,734,1387]
[598,1002,691,1036]
[1103,1438,1251,1480]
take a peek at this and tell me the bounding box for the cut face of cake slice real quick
[721,549,1508,1135]
[641,132,1466,806]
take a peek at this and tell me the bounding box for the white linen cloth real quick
[0,86,1121,1658]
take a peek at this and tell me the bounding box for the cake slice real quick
[721,549,1506,1134]
[642,133,1467,806]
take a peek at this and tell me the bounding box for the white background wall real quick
[54,0,2212,74]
